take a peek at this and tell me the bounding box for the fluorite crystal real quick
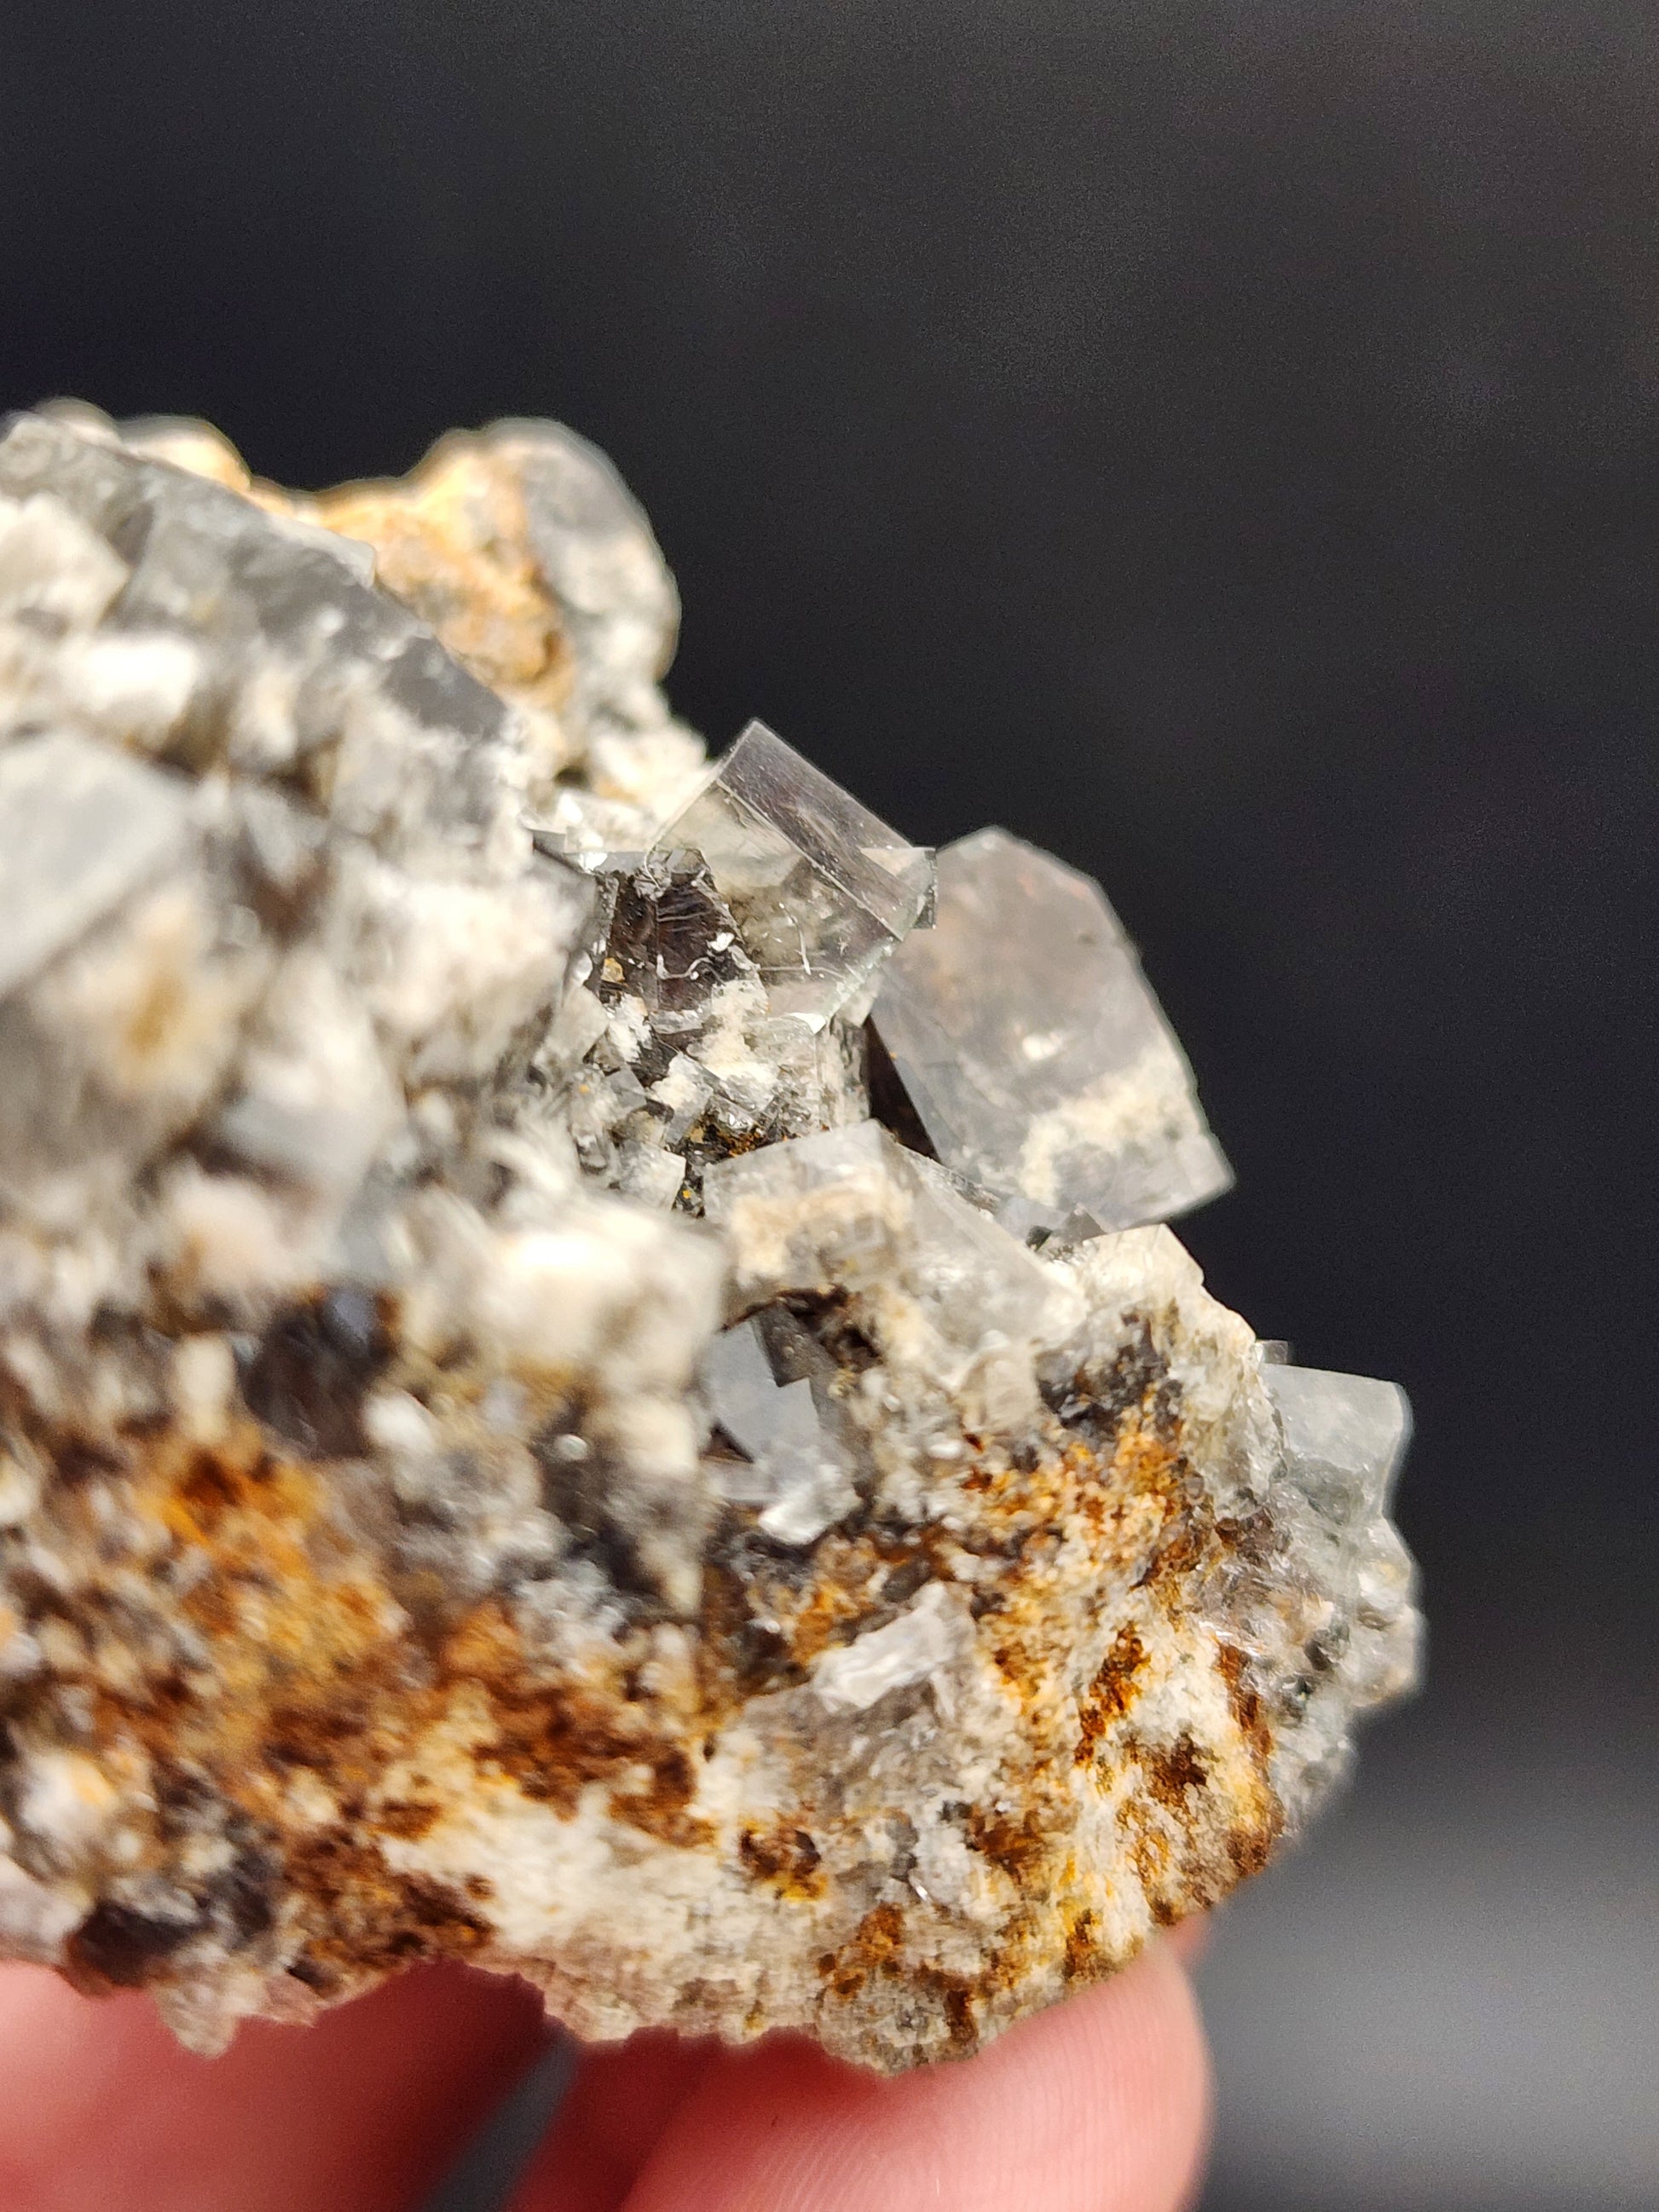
[870,827,1232,1235]
[0,402,1419,2071]
[652,719,934,1029]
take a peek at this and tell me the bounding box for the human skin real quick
[0,1936,1211,2212]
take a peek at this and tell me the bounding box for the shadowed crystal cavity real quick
[870,828,1231,1234]
[651,721,934,1030]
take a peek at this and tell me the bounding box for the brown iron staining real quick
[820,1909,980,2055]
[738,1822,825,1901]
[275,1834,492,1995]
[1073,1627,1149,1764]
[0,1401,714,2001]
[2,1299,1286,2038]
[817,1901,912,2006]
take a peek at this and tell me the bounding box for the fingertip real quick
[0,1961,551,2212]
[616,1942,1211,2212]
[1164,1909,1212,1969]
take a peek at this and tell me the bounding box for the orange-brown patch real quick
[1225,1822,1275,1880]
[1139,1732,1209,1810]
[1074,1626,1148,1764]
[1216,1643,1274,1764]
[738,1822,825,1900]
[966,1804,1049,1886]
[1061,1907,1100,1983]
[0,1407,724,2000]
[818,1901,905,2001]
[314,447,575,713]
[281,1830,491,1991]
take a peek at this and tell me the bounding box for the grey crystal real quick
[1265,1363,1412,1526]
[0,734,193,999]
[0,403,1421,2078]
[697,1314,857,1544]
[870,827,1231,1233]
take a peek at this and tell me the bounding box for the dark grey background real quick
[5,5,1655,2206]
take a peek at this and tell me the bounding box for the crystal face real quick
[870,827,1232,1234]
[0,403,1419,2077]
[652,719,935,1030]
[698,1314,858,1545]
[703,1120,1080,1381]
[0,732,192,1000]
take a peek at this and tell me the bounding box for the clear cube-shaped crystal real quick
[1263,1365,1411,1525]
[870,828,1230,1234]
[1261,1363,1419,1717]
[698,1315,783,1458]
[651,721,934,1030]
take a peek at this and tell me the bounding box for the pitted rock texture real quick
[0,402,1419,2069]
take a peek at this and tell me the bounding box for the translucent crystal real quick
[810,1583,970,1713]
[1250,1364,1420,1808]
[0,733,192,998]
[697,1314,858,1544]
[591,850,751,1027]
[900,1150,1079,1356]
[870,828,1231,1233]
[615,1141,685,1210]
[698,1315,782,1458]
[0,404,1420,2079]
[702,1118,1079,1372]
[752,1380,858,1545]
[702,1118,901,1294]
[1264,1364,1411,1525]
[651,721,934,1030]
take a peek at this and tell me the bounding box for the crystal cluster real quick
[0,402,1419,2071]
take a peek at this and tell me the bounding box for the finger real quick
[506,2030,720,2212]
[559,1941,1209,2212]
[1165,1910,1211,1968]
[0,1960,549,2212]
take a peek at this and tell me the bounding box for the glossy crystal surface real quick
[871,827,1231,1233]
[653,720,934,1028]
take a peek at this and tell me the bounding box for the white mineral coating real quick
[653,720,934,1030]
[870,827,1232,1234]
[0,405,1419,2073]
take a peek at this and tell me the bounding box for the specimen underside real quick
[0,402,1419,2069]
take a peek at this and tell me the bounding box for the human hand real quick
[0,1934,1209,2211]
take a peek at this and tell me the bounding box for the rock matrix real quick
[0,403,1419,2068]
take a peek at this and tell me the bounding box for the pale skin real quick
[0,1929,1211,2211]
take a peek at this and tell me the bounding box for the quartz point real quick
[0,403,1419,2073]
[870,826,1232,1234]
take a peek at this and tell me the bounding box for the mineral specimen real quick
[0,401,1420,2071]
